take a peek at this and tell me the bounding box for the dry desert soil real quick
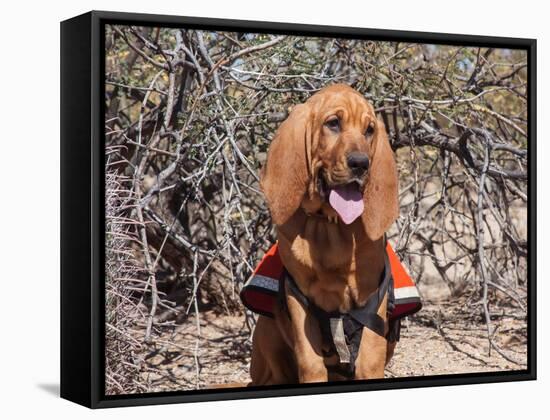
[137,278,527,392]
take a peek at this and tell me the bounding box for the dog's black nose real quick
[347,152,370,172]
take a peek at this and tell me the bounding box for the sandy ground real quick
[137,282,527,391]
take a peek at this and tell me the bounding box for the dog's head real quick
[261,84,398,240]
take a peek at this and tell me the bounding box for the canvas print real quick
[104,24,528,395]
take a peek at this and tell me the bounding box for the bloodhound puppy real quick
[250,84,399,385]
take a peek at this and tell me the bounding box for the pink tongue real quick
[329,184,364,224]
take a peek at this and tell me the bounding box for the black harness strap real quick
[278,249,398,378]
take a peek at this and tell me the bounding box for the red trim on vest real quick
[240,242,421,320]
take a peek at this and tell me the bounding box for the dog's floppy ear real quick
[361,117,399,240]
[261,104,312,226]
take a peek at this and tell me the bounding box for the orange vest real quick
[240,242,422,321]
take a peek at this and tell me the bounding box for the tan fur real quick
[252,84,399,385]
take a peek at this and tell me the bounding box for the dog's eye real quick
[325,118,340,132]
[365,124,375,137]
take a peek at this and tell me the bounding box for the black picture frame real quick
[60,10,537,409]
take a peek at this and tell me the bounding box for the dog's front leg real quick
[354,327,388,379]
[354,295,389,380]
[286,290,328,383]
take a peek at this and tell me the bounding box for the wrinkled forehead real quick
[309,89,376,123]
